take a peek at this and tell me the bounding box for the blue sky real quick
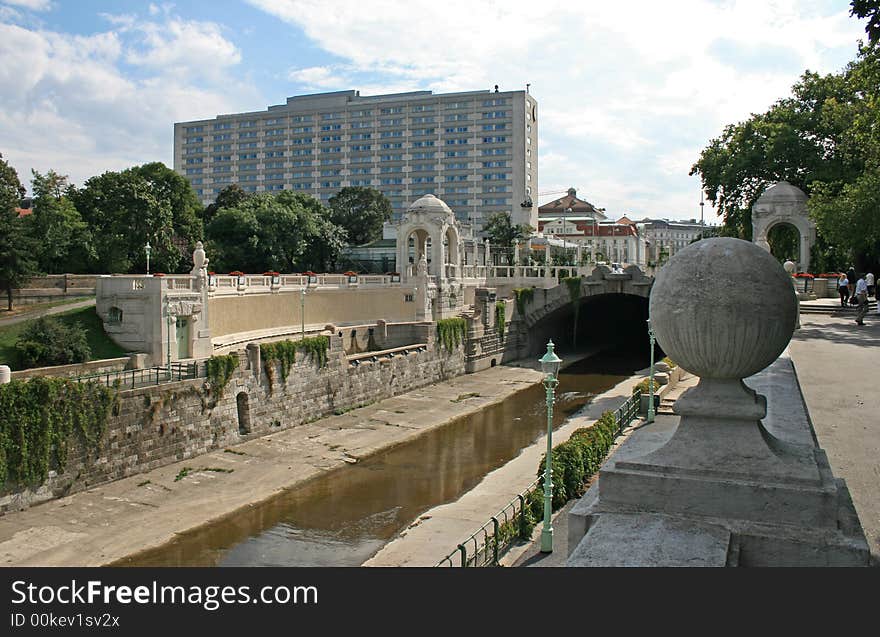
[0,0,868,221]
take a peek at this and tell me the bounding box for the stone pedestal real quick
[567,238,869,566]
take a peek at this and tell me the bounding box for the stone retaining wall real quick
[13,275,97,306]
[0,336,466,514]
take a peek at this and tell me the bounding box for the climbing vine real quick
[562,276,583,346]
[205,354,238,397]
[0,377,112,487]
[513,287,534,317]
[261,336,330,386]
[495,301,506,342]
[436,318,467,351]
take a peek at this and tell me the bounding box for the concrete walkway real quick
[366,369,653,566]
[0,363,545,566]
[788,311,880,562]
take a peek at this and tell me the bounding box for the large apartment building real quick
[174,88,538,233]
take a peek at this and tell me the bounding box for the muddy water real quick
[119,350,643,567]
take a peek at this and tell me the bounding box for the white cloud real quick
[2,0,52,11]
[249,0,864,218]
[0,13,258,192]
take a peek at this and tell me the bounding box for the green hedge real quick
[495,301,506,341]
[521,410,620,538]
[0,377,112,487]
[513,287,534,316]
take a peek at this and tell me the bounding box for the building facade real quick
[174,89,538,233]
[633,218,716,264]
[536,188,646,267]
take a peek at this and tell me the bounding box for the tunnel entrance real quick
[529,293,663,369]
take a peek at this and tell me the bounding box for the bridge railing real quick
[435,390,642,567]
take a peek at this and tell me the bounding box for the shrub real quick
[534,409,620,514]
[14,317,91,369]
[436,318,466,351]
[205,354,238,396]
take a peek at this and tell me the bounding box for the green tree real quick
[327,186,392,246]
[71,162,203,274]
[852,0,880,43]
[691,41,880,270]
[24,170,93,273]
[484,212,533,265]
[14,316,91,369]
[0,154,38,310]
[202,184,251,225]
[205,191,346,273]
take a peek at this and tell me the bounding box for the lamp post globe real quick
[539,340,562,553]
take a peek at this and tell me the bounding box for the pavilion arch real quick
[395,194,462,280]
[752,181,816,272]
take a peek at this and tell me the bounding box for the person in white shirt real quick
[855,276,869,325]
[838,273,850,307]
[866,271,875,298]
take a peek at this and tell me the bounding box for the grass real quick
[0,296,91,320]
[0,306,127,370]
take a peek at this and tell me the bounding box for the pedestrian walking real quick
[855,276,868,325]
[847,266,857,300]
[838,273,850,307]
[866,271,875,298]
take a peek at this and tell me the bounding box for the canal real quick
[118,348,646,566]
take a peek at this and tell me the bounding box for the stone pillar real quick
[484,239,490,267]
[246,343,261,379]
[0,365,10,385]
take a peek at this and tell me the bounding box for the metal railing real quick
[74,361,204,390]
[437,478,542,568]
[436,390,642,567]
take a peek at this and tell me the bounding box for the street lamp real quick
[145,241,151,275]
[563,208,571,264]
[647,318,656,423]
[539,340,562,553]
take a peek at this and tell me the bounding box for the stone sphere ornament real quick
[649,238,797,379]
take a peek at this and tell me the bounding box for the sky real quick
[0,0,869,221]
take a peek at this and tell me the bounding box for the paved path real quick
[0,298,95,327]
[788,310,880,562]
[0,363,545,566]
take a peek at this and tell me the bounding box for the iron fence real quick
[437,478,542,568]
[436,389,643,567]
[74,361,203,390]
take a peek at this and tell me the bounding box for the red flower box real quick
[153,272,165,277]
[229,271,244,276]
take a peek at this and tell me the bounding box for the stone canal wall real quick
[0,332,467,514]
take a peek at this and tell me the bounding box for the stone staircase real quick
[656,395,676,416]
[799,299,877,315]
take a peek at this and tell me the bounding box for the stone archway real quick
[752,181,816,272]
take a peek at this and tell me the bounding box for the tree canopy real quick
[484,212,533,265]
[71,162,203,274]
[690,40,880,271]
[205,191,346,273]
[327,186,392,246]
[0,155,38,310]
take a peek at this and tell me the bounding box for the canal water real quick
[119,349,644,567]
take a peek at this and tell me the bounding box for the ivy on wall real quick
[0,377,112,487]
[205,354,238,397]
[260,336,330,386]
[436,318,467,351]
[513,287,534,317]
[495,301,506,342]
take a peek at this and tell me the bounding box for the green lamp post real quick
[539,340,562,553]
